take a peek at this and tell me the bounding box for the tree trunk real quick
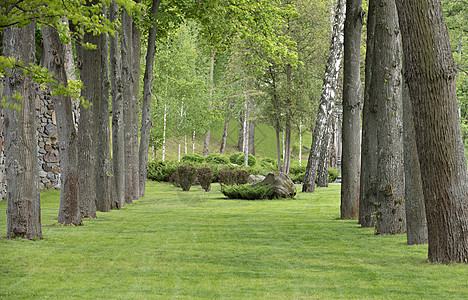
[317,117,332,187]
[275,125,282,171]
[77,12,101,219]
[396,0,468,262]
[3,23,42,239]
[42,26,82,225]
[402,74,427,245]
[243,98,249,167]
[283,123,292,175]
[220,117,230,154]
[121,8,134,204]
[340,0,363,219]
[373,0,405,235]
[162,103,167,162]
[109,1,125,209]
[359,0,377,227]
[299,120,303,167]
[132,4,141,200]
[203,130,210,156]
[96,13,114,213]
[139,0,161,197]
[248,121,255,156]
[192,131,196,153]
[303,0,345,193]
[203,49,216,157]
[238,115,244,152]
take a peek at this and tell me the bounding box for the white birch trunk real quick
[162,103,167,162]
[192,131,196,153]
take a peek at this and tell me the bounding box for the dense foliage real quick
[220,184,276,200]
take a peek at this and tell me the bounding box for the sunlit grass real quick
[1,182,467,299]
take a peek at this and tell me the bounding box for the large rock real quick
[247,174,266,184]
[254,171,296,198]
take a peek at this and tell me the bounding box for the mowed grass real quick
[1,182,467,299]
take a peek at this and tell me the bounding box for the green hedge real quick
[181,153,205,164]
[220,184,276,200]
[205,153,230,165]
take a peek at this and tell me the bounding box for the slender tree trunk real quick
[340,0,363,219]
[283,124,292,175]
[178,135,181,162]
[109,1,125,208]
[4,23,42,239]
[121,8,134,204]
[132,4,141,200]
[402,74,427,245]
[203,49,216,157]
[248,121,255,156]
[373,0,405,235]
[185,135,188,154]
[275,125,282,171]
[317,118,332,187]
[396,0,468,262]
[192,131,196,153]
[238,115,244,152]
[359,0,377,227]
[162,103,167,162]
[77,9,101,218]
[220,117,230,154]
[42,26,82,225]
[139,0,161,197]
[299,121,303,167]
[243,97,249,166]
[96,13,114,212]
[282,130,285,161]
[303,0,345,193]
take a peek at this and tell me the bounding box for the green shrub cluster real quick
[147,161,180,182]
[290,165,306,183]
[234,153,257,167]
[197,168,212,192]
[260,157,278,170]
[176,166,198,191]
[229,152,244,164]
[220,184,275,200]
[328,168,340,183]
[205,153,230,165]
[181,153,205,164]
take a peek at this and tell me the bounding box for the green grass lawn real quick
[1,182,467,299]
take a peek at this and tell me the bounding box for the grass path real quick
[1,182,467,299]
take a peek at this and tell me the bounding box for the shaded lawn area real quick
[1,181,467,299]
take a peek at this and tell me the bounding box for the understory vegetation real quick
[1,182,467,298]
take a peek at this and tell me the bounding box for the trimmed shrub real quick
[229,152,244,164]
[290,172,304,183]
[181,153,205,164]
[235,153,257,167]
[147,160,180,182]
[177,165,198,191]
[197,168,212,192]
[289,165,306,176]
[216,169,237,185]
[328,167,340,183]
[235,170,250,184]
[169,171,180,187]
[205,153,230,165]
[260,157,278,169]
[221,184,275,200]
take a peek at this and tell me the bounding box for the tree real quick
[303,0,346,192]
[3,23,42,239]
[396,0,468,263]
[139,0,161,197]
[340,0,364,219]
[359,0,378,227]
[41,25,82,225]
[372,0,405,235]
[402,75,427,245]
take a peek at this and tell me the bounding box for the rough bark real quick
[359,0,377,227]
[402,75,428,245]
[121,8,134,204]
[109,1,125,208]
[132,4,141,200]
[396,0,468,262]
[139,0,161,197]
[220,117,230,154]
[248,121,255,156]
[41,26,82,225]
[275,126,282,171]
[3,23,42,239]
[317,117,333,187]
[373,0,405,235]
[96,14,114,213]
[76,22,100,219]
[303,0,345,193]
[340,0,363,219]
[238,115,244,152]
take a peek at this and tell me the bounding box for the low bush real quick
[176,166,198,191]
[290,172,305,183]
[216,169,250,185]
[221,184,275,200]
[205,153,230,165]
[229,152,244,164]
[260,157,278,169]
[147,160,180,182]
[169,172,180,187]
[181,153,205,164]
[328,167,340,183]
[289,165,306,176]
[235,153,257,167]
[197,168,212,192]
[235,170,250,184]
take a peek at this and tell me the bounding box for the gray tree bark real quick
[303,0,345,193]
[317,116,333,187]
[220,117,230,155]
[4,23,42,239]
[76,21,100,219]
[139,0,161,197]
[340,0,363,219]
[396,0,468,262]
[121,8,134,204]
[248,121,255,156]
[132,4,141,200]
[42,26,82,225]
[109,2,125,208]
[402,75,427,245]
[96,11,114,213]
[359,0,377,227]
[373,0,406,235]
